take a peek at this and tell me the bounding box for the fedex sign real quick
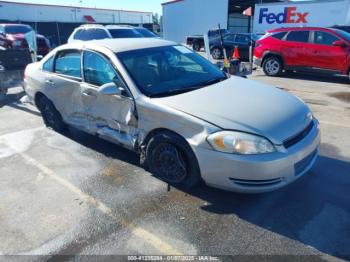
[259,7,309,24]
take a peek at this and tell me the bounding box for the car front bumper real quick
[193,120,321,193]
[253,56,262,67]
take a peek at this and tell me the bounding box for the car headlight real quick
[207,131,275,154]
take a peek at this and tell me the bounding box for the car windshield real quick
[329,28,350,41]
[135,28,157,38]
[108,29,143,38]
[117,45,227,97]
[5,25,32,34]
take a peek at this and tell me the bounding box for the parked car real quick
[36,34,51,57]
[0,24,33,49]
[186,29,230,51]
[67,24,143,43]
[24,38,320,193]
[134,27,158,38]
[331,25,350,34]
[254,27,350,77]
[210,33,258,60]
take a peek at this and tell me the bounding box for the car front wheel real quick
[145,131,201,188]
[263,56,283,76]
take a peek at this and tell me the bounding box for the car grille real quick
[229,177,282,187]
[283,121,314,149]
[294,150,317,176]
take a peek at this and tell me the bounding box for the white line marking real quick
[19,152,182,255]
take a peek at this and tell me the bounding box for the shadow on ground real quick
[255,71,350,85]
[4,88,350,258]
[61,127,350,259]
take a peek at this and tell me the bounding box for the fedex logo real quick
[259,7,309,24]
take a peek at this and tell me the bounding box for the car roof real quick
[268,27,335,33]
[59,38,176,53]
[0,23,31,27]
[77,24,136,30]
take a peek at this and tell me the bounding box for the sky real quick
[3,0,165,14]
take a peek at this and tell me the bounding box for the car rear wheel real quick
[263,56,283,76]
[145,131,201,188]
[192,41,201,52]
[37,96,67,132]
[211,47,223,60]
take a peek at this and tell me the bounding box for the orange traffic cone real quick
[233,47,240,60]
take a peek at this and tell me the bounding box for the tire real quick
[262,56,283,76]
[192,41,201,52]
[145,131,201,188]
[37,96,67,132]
[211,47,222,60]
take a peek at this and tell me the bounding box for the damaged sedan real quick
[23,38,320,193]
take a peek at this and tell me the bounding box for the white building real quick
[162,0,350,43]
[0,0,153,45]
[0,1,152,25]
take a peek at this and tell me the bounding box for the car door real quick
[283,30,312,67]
[81,49,137,148]
[222,34,236,57]
[308,30,348,72]
[46,49,87,127]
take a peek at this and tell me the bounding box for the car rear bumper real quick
[193,120,321,193]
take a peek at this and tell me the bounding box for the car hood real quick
[153,77,311,144]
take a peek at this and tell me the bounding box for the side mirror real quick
[98,82,123,96]
[37,55,43,62]
[333,40,347,47]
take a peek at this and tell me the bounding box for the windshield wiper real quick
[149,75,228,98]
[195,75,228,87]
[149,87,200,98]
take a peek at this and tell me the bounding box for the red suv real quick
[254,27,350,78]
[0,24,33,49]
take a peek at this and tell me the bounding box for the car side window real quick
[224,34,235,41]
[73,29,84,40]
[235,35,250,44]
[43,55,54,72]
[54,50,81,78]
[286,31,310,43]
[83,50,119,87]
[91,29,109,40]
[314,31,340,45]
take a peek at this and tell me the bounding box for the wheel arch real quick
[140,128,189,149]
[262,52,285,67]
[34,91,47,109]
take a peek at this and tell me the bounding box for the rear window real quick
[108,29,142,38]
[271,32,287,40]
[5,25,32,34]
[135,28,157,38]
[286,31,310,43]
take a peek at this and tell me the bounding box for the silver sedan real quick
[23,38,320,193]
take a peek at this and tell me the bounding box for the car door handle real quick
[82,91,97,97]
[45,79,54,85]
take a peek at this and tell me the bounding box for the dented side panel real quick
[79,83,138,150]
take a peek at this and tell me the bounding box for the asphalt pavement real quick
[0,70,350,261]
